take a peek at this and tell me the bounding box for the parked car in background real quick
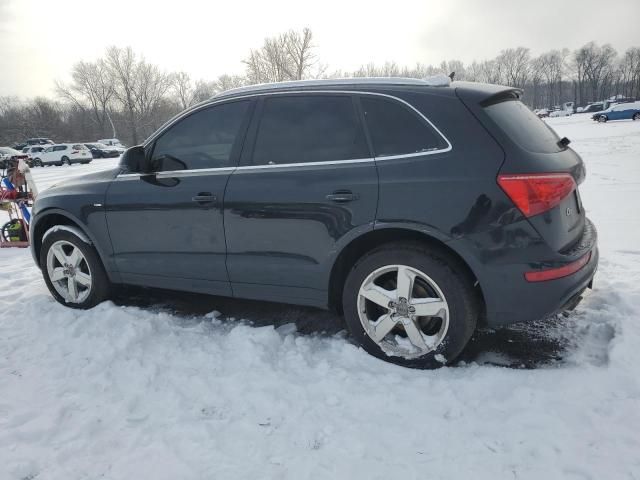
[592,101,640,122]
[549,102,574,117]
[534,108,549,118]
[577,103,604,114]
[0,147,29,169]
[85,143,122,158]
[30,78,598,369]
[13,138,55,150]
[32,144,93,166]
[22,145,47,166]
[602,97,635,111]
[97,138,126,148]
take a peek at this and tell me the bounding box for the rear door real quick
[105,99,253,295]
[223,93,378,305]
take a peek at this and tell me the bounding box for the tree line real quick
[1,28,639,147]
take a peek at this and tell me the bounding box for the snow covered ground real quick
[1,116,639,479]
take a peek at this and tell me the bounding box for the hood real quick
[47,167,120,191]
[33,167,121,216]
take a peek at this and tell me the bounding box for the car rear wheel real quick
[342,242,478,368]
[33,158,42,167]
[598,115,608,123]
[633,113,640,121]
[61,156,70,165]
[40,229,110,309]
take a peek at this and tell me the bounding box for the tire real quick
[34,158,42,167]
[61,156,70,165]
[40,229,110,309]
[342,242,478,368]
[598,115,608,123]
[633,113,640,121]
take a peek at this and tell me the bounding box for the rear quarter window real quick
[484,100,562,153]
[361,95,449,157]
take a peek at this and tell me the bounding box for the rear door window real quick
[251,95,368,165]
[484,99,562,153]
[360,96,448,158]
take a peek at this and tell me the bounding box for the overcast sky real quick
[1,0,638,97]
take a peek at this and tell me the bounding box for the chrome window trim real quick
[115,167,237,180]
[118,89,452,180]
[234,157,375,172]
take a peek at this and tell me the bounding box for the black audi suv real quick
[29,77,598,368]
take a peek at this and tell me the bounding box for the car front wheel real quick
[342,242,478,368]
[40,229,110,309]
[598,115,608,123]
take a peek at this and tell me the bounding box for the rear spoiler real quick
[453,82,523,108]
[479,89,524,108]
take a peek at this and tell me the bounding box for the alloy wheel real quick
[46,240,92,303]
[357,264,449,359]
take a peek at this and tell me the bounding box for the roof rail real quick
[214,74,452,99]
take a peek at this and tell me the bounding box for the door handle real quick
[326,191,358,203]
[192,193,217,204]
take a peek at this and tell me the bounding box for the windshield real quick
[484,99,562,153]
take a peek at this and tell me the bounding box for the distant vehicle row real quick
[533,97,638,119]
[11,137,126,153]
[1,139,126,169]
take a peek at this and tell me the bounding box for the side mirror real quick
[119,145,147,173]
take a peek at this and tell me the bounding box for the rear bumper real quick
[450,217,599,327]
[487,246,598,326]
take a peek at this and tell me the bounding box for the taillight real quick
[497,173,576,217]
[71,150,79,154]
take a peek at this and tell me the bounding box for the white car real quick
[33,144,93,166]
[22,146,47,166]
[549,102,574,118]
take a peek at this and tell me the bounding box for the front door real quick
[105,99,253,295]
[224,93,378,305]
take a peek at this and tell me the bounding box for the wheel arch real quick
[31,209,113,279]
[327,227,487,323]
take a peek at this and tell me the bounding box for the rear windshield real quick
[485,99,562,153]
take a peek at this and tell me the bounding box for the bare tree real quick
[619,47,640,98]
[171,71,195,110]
[495,47,531,88]
[56,60,114,138]
[284,28,315,80]
[573,42,617,103]
[244,28,317,84]
[213,74,247,93]
[104,46,172,144]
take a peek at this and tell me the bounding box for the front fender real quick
[30,208,120,283]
